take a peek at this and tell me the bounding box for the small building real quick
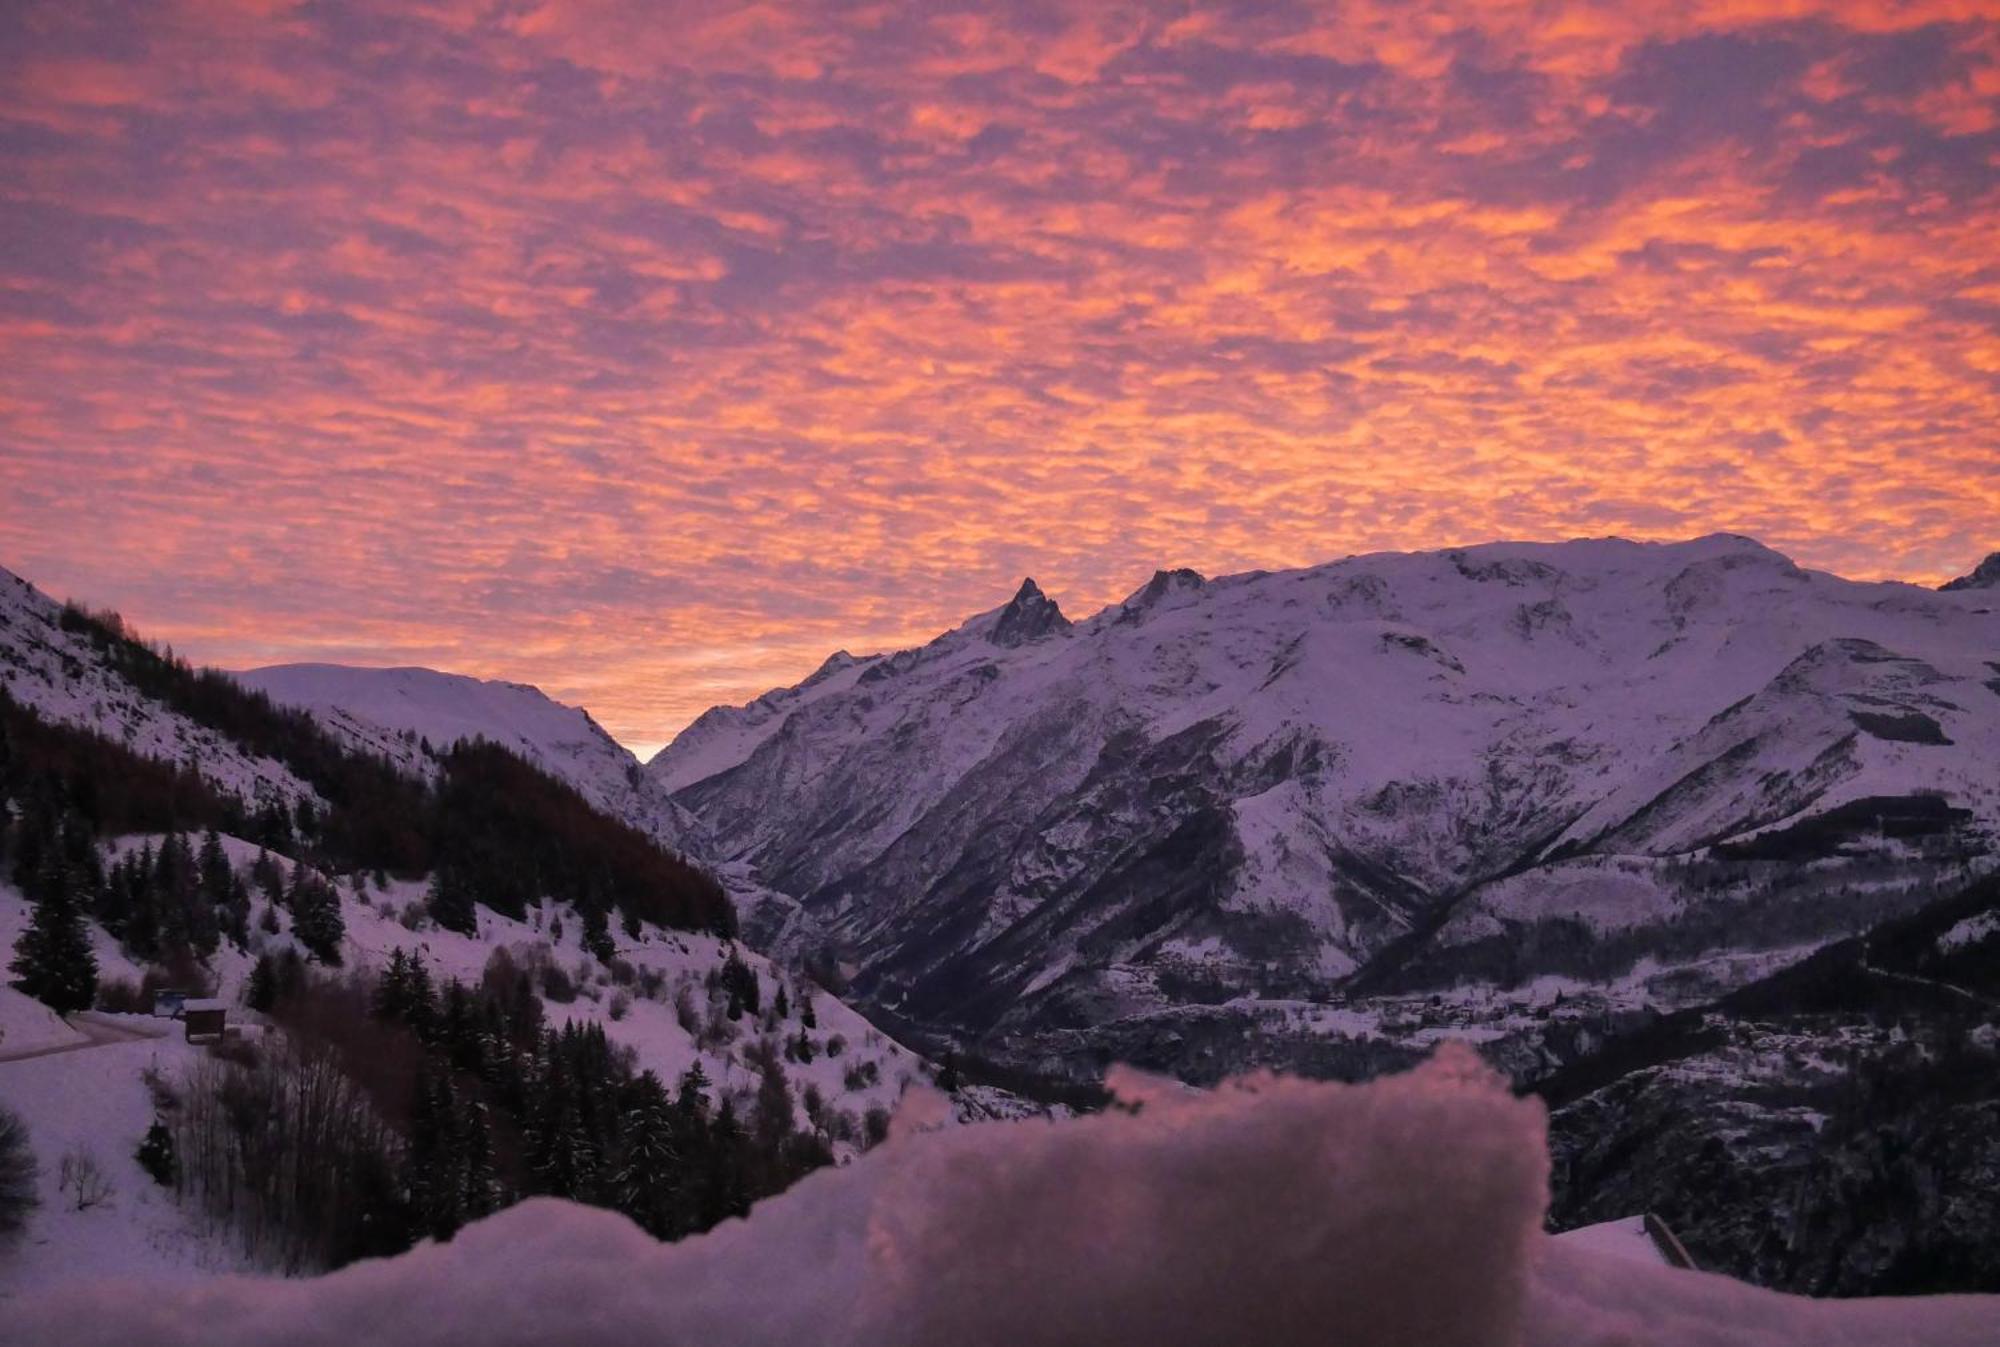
[179,999,229,1042]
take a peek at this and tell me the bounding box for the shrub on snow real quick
[0,1104,37,1241]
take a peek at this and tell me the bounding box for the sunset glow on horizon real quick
[3,0,1996,752]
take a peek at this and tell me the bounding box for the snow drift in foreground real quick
[7,1047,1992,1347]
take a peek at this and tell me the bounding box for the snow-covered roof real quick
[1553,1214,1695,1269]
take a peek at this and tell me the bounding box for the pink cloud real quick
[0,1,1994,747]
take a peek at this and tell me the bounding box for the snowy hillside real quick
[650,535,2000,1070]
[236,664,706,856]
[0,569,316,813]
[0,559,967,1293]
[0,854,928,1294]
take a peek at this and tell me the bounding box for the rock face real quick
[1939,551,2000,592]
[1544,876,2000,1296]
[987,578,1072,647]
[652,535,2000,1072]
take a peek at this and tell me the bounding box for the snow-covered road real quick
[0,1011,166,1065]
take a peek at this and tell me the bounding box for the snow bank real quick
[1552,1214,1673,1268]
[0,986,84,1060]
[0,1033,249,1297]
[1527,1239,1995,1347]
[5,1045,1544,1347]
[6,1045,1994,1347]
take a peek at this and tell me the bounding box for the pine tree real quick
[245,952,280,1013]
[406,1070,469,1241]
[94,850,138,940]
[135,1119,176,1187]
[406,955,437,1040]
[613,1073,680,1238]
[535,1096,597,1201]
[753,1049,795,1159]
[289,863,345,965]
[674,1062,711,1127]
[0,1104,36,1240]
[702,1099,750,1225]
[197,829,232,906]
[373,949,414,1022]
[251,849,286,906]
[461,1099,500,1221]
[121,842,160,960]
[8,854,98,1013]
[720,950,759,1020]
[581,903,616,965]
[5,796,55,899]
[437,979,478,1070]
[155,832,197,955]
[426,864,477,937]
[197,831,248,949]
[57,814,103,899]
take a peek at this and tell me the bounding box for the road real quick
[0,1011,169,1065]
[1856,940,1997,1010]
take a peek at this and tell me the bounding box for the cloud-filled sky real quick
[2,0,1996,754]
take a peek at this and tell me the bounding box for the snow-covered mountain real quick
[236,664,706,856]
[1940,551,2000,592]
[650,535,2000,1069]
[0,568,318,812]
[0,560,953,1292]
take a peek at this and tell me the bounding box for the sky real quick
[1,1,1996,756]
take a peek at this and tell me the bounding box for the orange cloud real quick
[0,1,1995,750]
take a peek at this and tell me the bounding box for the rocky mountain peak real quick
[989,577,1071,646]
[1125,567,1207,611]
[1940,552,2000,592]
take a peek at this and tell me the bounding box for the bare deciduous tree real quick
[174,1037,406,1272]
[58,1148,113,1211]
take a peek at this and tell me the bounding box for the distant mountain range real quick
[9,537,1994,1080]
[7,537,1997,1294]
[643,534,2000,1075]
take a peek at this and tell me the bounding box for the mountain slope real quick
[0,569,317,813]
[651,535,2000,1068]
[1939,551,2000,592]
[1541,873,2000,1295]
[0,562,945,1291]
[236,664,705,856]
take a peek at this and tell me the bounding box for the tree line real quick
[173,949,837,1270]
[4,605,733,1007]
[4,781,350,1011]
[57,600,733,935]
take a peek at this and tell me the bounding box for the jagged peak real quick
[1123,567,1207,611]
[803,649,869,684]
[989,576,1071,647]
[1940,552,2000,593]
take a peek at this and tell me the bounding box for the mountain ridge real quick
[647,533,2000,1075]
[235,662,707,857]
